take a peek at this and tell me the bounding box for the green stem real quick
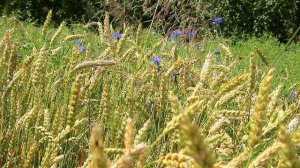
[286,25,300,47]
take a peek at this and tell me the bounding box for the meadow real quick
[0,11,300,168]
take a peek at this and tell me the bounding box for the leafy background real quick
[1,0,299,41]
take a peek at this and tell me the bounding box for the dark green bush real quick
[2,0,100,24]
[0,0,211,30]
[86,0,211,35]
[208,0,300,41]
[1,0,299,41]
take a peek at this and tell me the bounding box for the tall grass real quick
[0,13,299,168]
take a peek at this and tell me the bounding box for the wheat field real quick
[0,11,299,168]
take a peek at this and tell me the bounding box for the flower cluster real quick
[171,30,183,37]
[214,49,220,55]
[152,57,162,64]
[152,57,162,72]
[74,39,83,44]
[74,39,87,52]
[79,46,87,52]
[112,33,123,40]
[212,17,223,25]
[168,30,197,42]
[186,30,196,37]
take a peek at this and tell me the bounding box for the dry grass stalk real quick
[249,68,274,148]
[50,21,65,45]
[248,142,281,168]
[42,10,53,36]
[125,118,135,149]
[67,75,82,127]
[72,60,117,72]
[112,143,148,168]
[278,125,300,167]
[180,115,215,168]
[90,123,108,168]
[162,153,194,167]
[64,35,84,42]
[255,47,269,66]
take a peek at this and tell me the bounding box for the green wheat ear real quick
[42,9,53,36]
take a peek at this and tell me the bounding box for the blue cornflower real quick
[171,30,183,37]
[112,33,123,40]
[200,63,204,69]
[292,89,297,103]
[172,71,179,77]
[167,37,173,42]
[186,30,196,38]
[79,46,87,52]
[214,49,221,55]
[172,71,179,83]
[152,57,162,72]
[74,39,83,44]
[152,57,162,64]
[212,17,223,25]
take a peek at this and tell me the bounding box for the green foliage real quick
[1,1,211,32]
[0,16,300,168]
[2,0,99,24]
[1,0,300,40]
[208,0,300,41]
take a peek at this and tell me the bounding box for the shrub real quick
[1,0,299,41]
[208,0,300,41]
[2,0,99,24]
